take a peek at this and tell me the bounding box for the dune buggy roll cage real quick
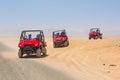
[52,29,67,38]
[20,30,45,42]
[90,28,100,32]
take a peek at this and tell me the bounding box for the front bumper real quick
[23,45,33,54]
[55,40,67,46]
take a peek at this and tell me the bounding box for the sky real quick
[0,0,120,36]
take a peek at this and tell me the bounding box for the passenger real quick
[61,32,65,36]
[36,34,41,40]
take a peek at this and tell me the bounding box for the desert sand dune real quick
[0,36,120,80]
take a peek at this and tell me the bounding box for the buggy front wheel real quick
[36,48,41,57]
[18,49,23,58]
[42,47,47,56]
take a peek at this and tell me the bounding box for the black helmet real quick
[29,34,32,37]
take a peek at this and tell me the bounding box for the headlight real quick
[35,44,38,46]
[19,44,22,47]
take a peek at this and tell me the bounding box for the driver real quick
[28,34,32,40]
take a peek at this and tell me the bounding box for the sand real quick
[0,36,120,80]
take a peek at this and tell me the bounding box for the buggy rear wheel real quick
[18,49,23,58]
[64,41,69,47]
[42,47,47,56]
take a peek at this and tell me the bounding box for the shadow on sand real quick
[0,42,14,53]
[54,46,69,48]
[21,54,48,59]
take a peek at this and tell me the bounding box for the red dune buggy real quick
[18,30,47,58]
[89,28,103,40]
[53,30,69,48]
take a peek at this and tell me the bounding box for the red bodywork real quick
[18,40,41,48]
[53,36,67,43]
[89,31,99,36]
